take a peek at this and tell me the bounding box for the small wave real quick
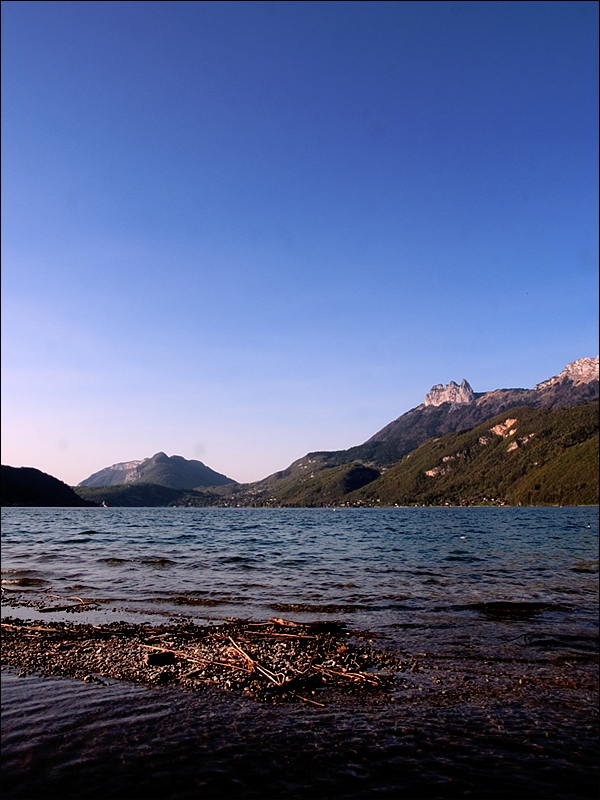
[519,632,599,653]
[1,577,49,587]
[63,538,93,544]
[269,602,371,614]
[144,595,237,607]
[98,558,131,566]
[1,569,49,588]
[571,561,599,574]
[140,558,176,567]
[444,555,482,562]
[463,602,570,620]
[218,556,257,564]
[171,596,230,607]
[1,569,39,575]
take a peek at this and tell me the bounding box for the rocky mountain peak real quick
[104,459,143,471]
[424,378,474,407]
[535,356,599,390]
[78,452,234,489]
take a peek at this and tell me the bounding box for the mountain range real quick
[304,355,599,471]
[206,355,598,507]
[3,356,597,507]
[240,401,597,508]
[70,356,599,508]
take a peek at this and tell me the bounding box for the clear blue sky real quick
[2,0,598,485]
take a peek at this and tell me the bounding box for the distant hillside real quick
[28,356,599,509]
[349,401,599,507]
[1,465,98,507]
[74,483,223,507]
[221,401,598,508]
[316,356,599,469]
[79,451,234,489]
[214,357,599,507]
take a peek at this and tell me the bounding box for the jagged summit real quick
[535,355,599,390]
[424,379,474,407]
[75,356,598,508]
[422,357,599,409]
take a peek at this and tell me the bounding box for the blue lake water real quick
[2,506,598,639]
[2,507,598,799]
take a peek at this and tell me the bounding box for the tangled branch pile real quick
[2,617,409,704]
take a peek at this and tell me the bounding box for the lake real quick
[2,506,598,798]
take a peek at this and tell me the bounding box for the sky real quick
[2,0,598,486]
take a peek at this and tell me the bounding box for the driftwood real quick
[38,592,98,613]
[2,617,402,704]
[139,642,249,671]
[1,623,63,633]
[228,636,286,686]
[46,592,87,604]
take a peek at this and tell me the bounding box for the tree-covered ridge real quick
[161,401,597,508]
[5,402,597,508]
[1,466,98,507]
[73,483,222,507]
[347,401,599,507]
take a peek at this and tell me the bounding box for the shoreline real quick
[2,613,598,709]
[1,616,413,705]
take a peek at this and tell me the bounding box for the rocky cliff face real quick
[320,355,599,468]
[535,355,599,390]
[424,379,474,407]
[422,357,599,409]
[103,460,144,471]
[97,459,145,484]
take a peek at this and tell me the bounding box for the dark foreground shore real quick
[2,617,405,703]
[2,616,598,799]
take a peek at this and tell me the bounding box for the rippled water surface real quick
[2,506,598,626]
[2,507,598,798]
